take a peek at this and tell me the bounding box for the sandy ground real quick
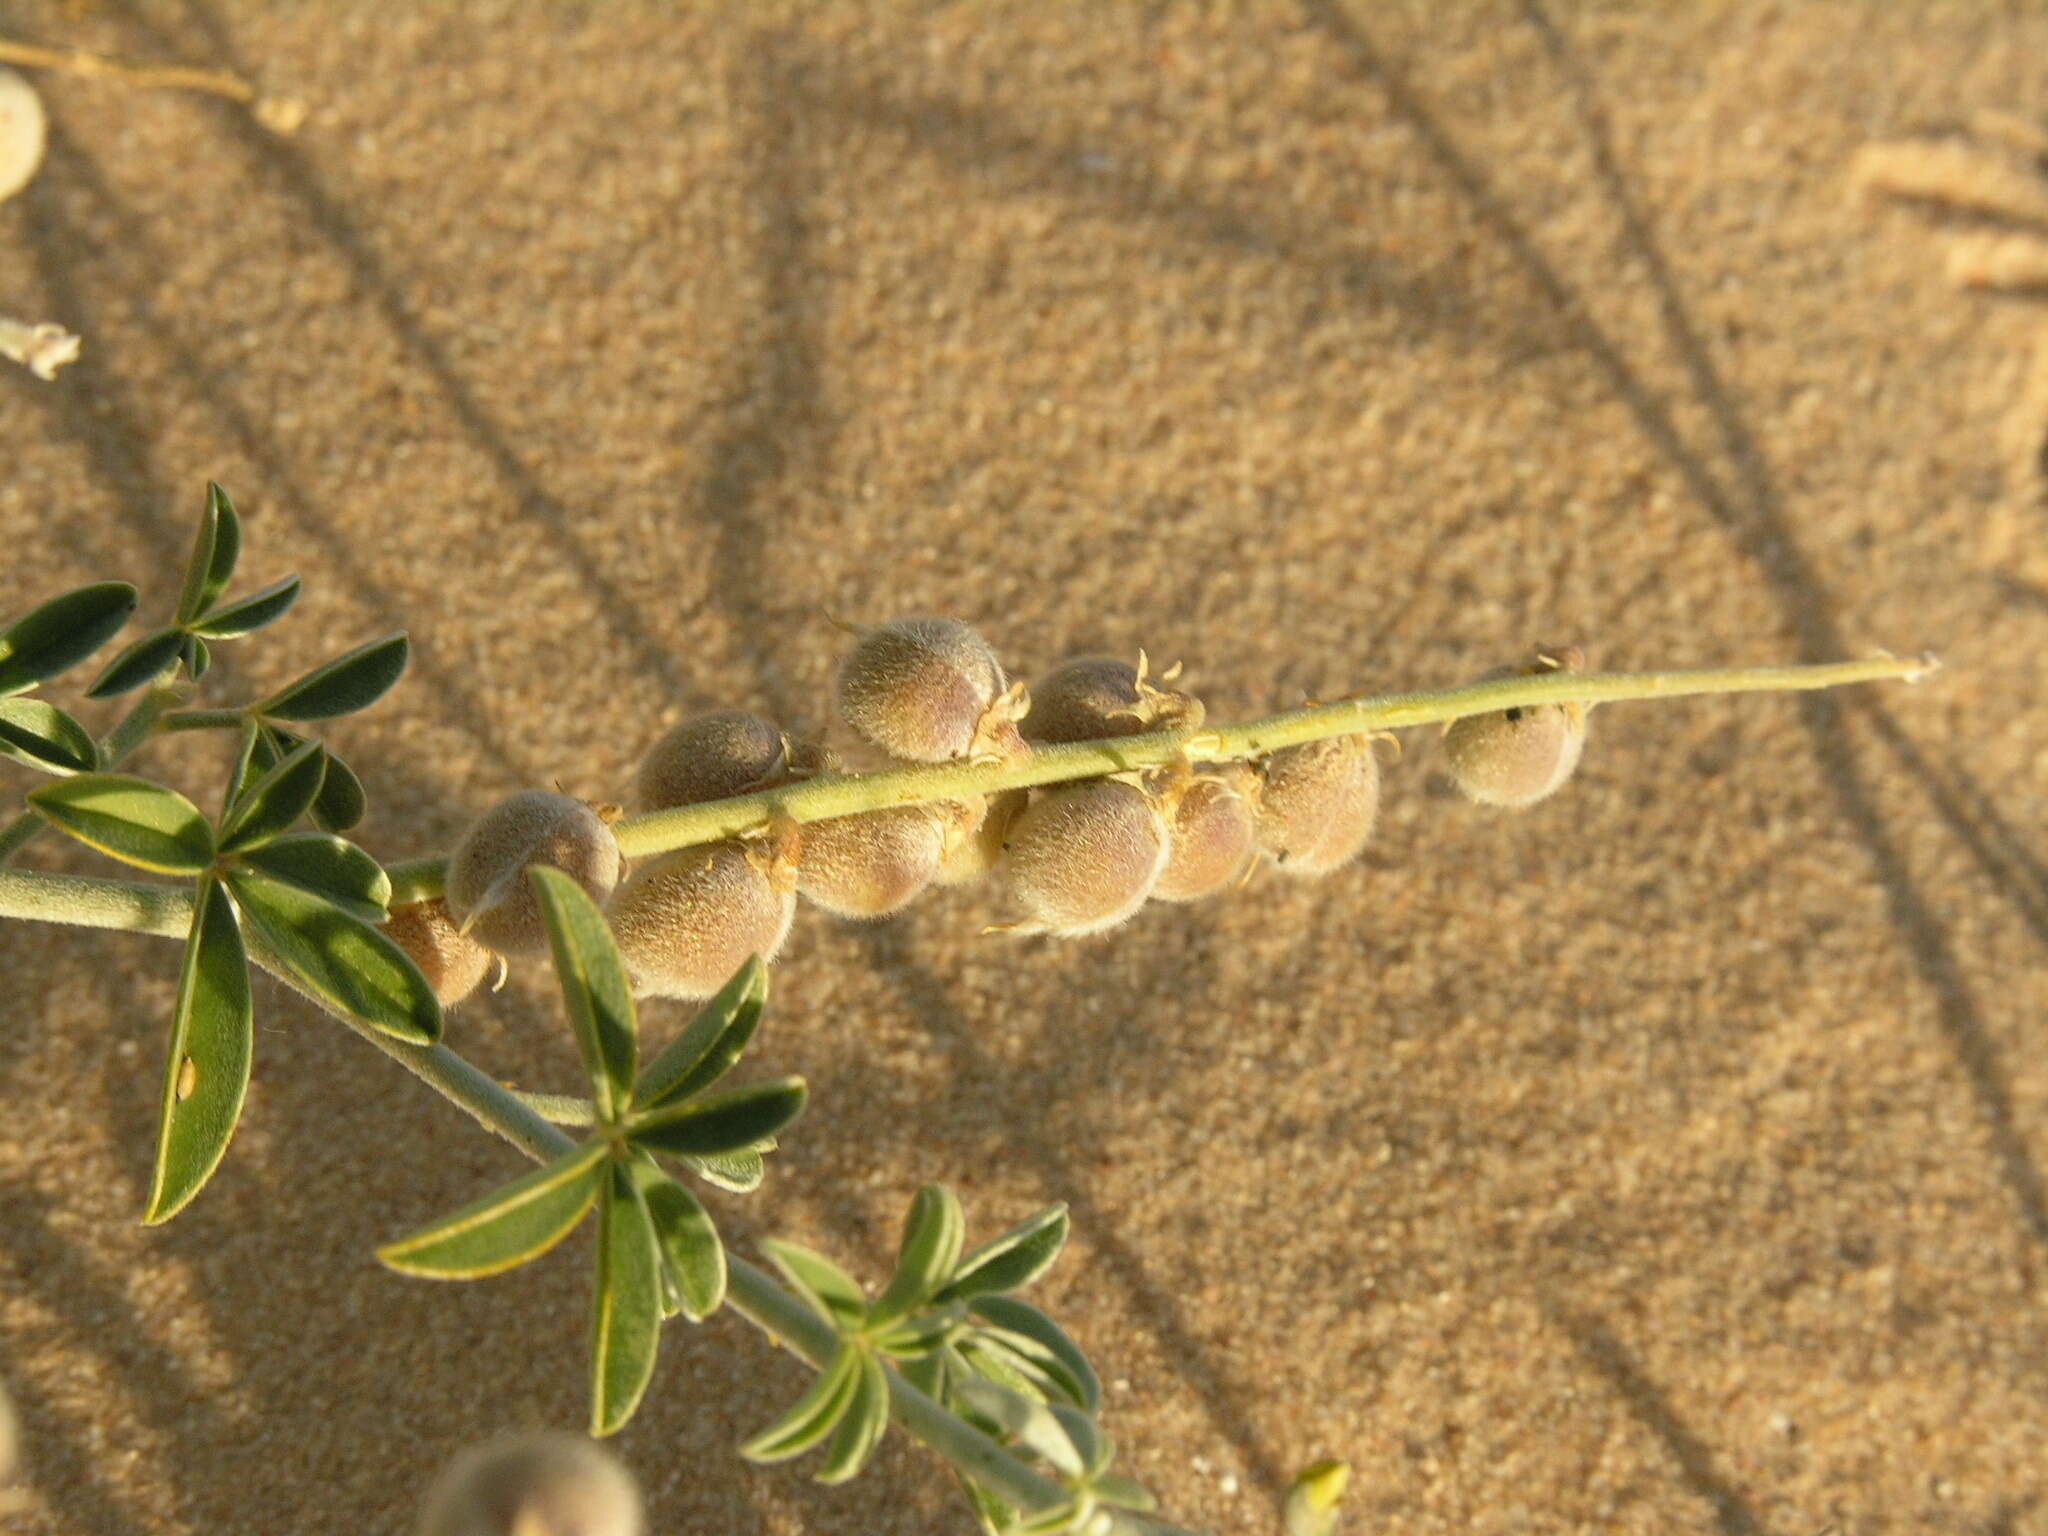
[3,2,2047,1532]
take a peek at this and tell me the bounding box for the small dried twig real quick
[0,313,80,380]
[0,34,304,131]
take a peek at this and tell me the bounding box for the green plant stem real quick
[0,866,1192,1533]
[377,653,1934,903]
[0,681,185,865]
[159,708,245,733]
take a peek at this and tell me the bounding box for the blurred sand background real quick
[3,2,2048,1531]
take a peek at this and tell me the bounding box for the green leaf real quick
[232,832,391,924]
[629,1077,806,1159]
[937,1204,1070,1304]
[590,1162,663,1437]
[633,955,766,1111]
[188,573,300,638]
[256,632,409,721]
[629,1158,725,1323]
[227,868,440,1042]
[85,626,183,699]
[759,1237,867,1331]
[223,717,266,812]
[529,867,636,1124]
[1283,1460,1351,1536]
[967,1297,1100,1414]
[180,632,211,683]
[1049,1404,1110,1479]
[27,774,214,873]
[957,1473,1015,1536]
[175,482,241,624]
[680,1148,765,1194]
[872,1306,962,1360]
[0,698,99,775]
[267,726,367,832]
[143,877,253,1224]
[816,1350,890,1484]
[951,1380,1085,1481]
[376,1141,606,1278]
[1094,1472,1157,1512]
[218,738,326,853]
[871,1184,966,1328]
[0,580,138,697]
[740,1339,861,1463]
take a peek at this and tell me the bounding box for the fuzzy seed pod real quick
[932,788,1027,887]
[383,898,495,1008]
[835,617,1026,763]
[1441,649,1589,808]
[1001,779,1169,936]
[415,1430,643,1536]
[796,801,974,919]
[1154,770,1257,902]
[0,69,46,206]
[1253,736,1381,878]
[636,709,793,811]
[445,792,622,960]
[609,841,796,999]
[1022,654,1205,744]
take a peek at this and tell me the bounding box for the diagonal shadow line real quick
[1303,0,2048,1251]
[1544,1299,1774,1536]
[29,117,543,798]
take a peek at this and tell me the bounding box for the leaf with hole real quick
[0,698,98,776]
[628,1077,806,1159]
[629,1158,725,1323]
[227,868,440,1042]
[143,877,252,1224]
[85,626,183,700]
[175,482,241,624]
[0,581,137,697]
[740,1339,861,1464]
[255,633,409,721]
[816,1349,890,1485]
[633,955,765,1110]
[936,1204,1069,1304]
[590,1161,663,1437]
[189,573,300,638]
[27,774,214,874]
[376,1141,606,1278]
[871,1184,966,1328]
[218,738,326,853]
[530,867,636,1124]
[759,1237,867,1331]
[232,832,391,924]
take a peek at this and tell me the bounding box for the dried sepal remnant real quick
[0,68,46,205]
[795,801,975,919]
[1252,735,1381,877]
[835,617,1027,763]
[932,788,1027,887]
[636,709,796,811]
[1020,653,1204,745]
[415,1430,644,1536]
[1000,779,1170,937]
[1441,649,1589,809]
[383,898,494,1008]
[445,791,622,960]
[609,840,796,999]
[1153,768,1257,903]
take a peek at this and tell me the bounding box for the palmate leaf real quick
[633,955,766,1111]
[0,581,138,696]
[264,725,366,833]
[529,868,636,1124]
[816,1350,890,1485]
[590,1161,663,1437]
[217,738,326,853]
[629,1157,725,1322]
[175,482,241,625]
[628,1077,806,1159]
[256,633,409,721]
[740,1339,861,1464]
[871,1184,966,1328]
[188,573,299,638]
[227,868,439,1042]
[936,1204,1070,1304]
[233,832,391,924]
[144,877,252,1224]
[27,774,214,874]
[377,1141,606,1278]
[0,698,98,776]
[85,627,184,699]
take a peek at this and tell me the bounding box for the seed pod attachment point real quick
[1252,735,1382,878]
[609,840,796,1000]
[445,791,623,960]
[933,788,1027,887]
[999,778,1170,937]
[415,1430,643,1536]
[834,617,1026,763]
[1441,647,1589,808]
[1021,651,1205,745]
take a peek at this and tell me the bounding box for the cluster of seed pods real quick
[383,620,1589,1007]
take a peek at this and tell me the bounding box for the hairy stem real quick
[0,681,185,866]
[374,653,1934,903]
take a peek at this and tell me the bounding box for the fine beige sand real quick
[4,3,2047,1532]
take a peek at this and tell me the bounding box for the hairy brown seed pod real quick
[835,617,1027,763]
[1153,769,1257,902]
[932,788,1027,887]
[1253,735,1381,877]
[0,69,46,207]
[795,801,974,919]
[415,1430,643,1536]
[1022,653,1205,744]
[1440,648,1588,808]
[609,840,796,999]
[635,708,792,811]
[382,898,495,1008]
[445,791,622,960]
[1001,779,1170,936]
